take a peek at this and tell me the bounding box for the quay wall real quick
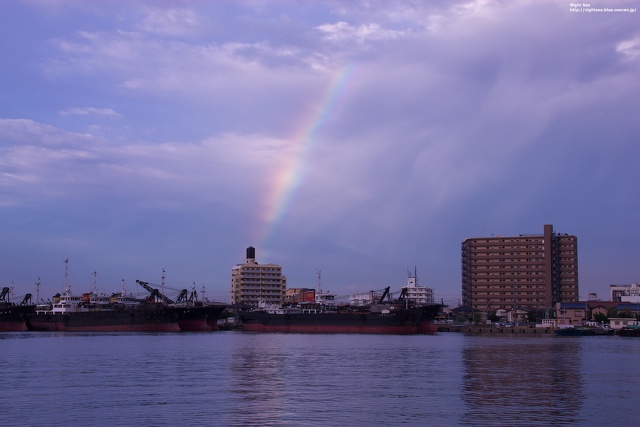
[438,325,556,335]
[437,325,626,335]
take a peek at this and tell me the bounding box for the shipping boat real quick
[24,270,226,332]
[0,287,35,332]
[239,286,441,334]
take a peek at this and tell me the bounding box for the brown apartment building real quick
[462,224,578,316]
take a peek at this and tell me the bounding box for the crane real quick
[135,280,174,305]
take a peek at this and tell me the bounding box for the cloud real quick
[59,107,122,118]
[138,7,202,37]
[617,36,640,60]
[0,118,295,210]
[2,0,639,300]
[316,21,407,43]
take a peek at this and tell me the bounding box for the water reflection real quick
[227,335,293,426]
[461,336,585,426]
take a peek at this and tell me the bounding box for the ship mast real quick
[63,258,71,295]
[161,268,166,304]
[92,271,97,294]
[36,276,40,304]
[121,279,126,297]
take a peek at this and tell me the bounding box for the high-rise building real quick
[231,246,286,305]
[461,224,578,315]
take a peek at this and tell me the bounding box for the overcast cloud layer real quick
[1,0,638,304]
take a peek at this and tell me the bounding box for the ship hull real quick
[0,305,35,332]
[26,307,181,332]
[240,305,440,334]
[176,305,227,331]
[25,304,227,332]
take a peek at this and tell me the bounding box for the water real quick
[1,332,639,426]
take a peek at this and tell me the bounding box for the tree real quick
[593,312,608,323]
[473,311,483,324]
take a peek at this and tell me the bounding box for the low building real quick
[556,302,589,327]
[556,301,623,327]
[609,318,640,331]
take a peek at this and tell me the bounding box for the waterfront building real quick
[231,246,286,305]
[610,283,640,302]
[556,300,620,326]
[556,302,588,327]
[609,318,640,330]
[462,224,578,317]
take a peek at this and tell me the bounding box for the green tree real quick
[593,312,608,323]
[473,311,483,324]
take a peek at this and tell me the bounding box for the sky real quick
[1,0,638,306]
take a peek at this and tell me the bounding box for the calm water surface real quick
[1,331,639,426]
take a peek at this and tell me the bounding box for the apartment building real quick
[231,246,286,305]
[462,224,578,315]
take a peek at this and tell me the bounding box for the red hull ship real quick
[240,286,440,335]
[25,279,226,333]
[0,287,35,332]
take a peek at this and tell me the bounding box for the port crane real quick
[135,280,197,306]
[135,280,175,305]
[0,287,32,306]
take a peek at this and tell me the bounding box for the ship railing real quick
[35,304,52,314]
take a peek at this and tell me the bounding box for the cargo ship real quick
[0,287,35,332]
[25,277,226,332]
[239,286,441,334]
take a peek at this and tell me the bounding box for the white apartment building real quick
[231,246,286,305]
[610,283,640,303]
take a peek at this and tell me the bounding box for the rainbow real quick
[260,65,356,245]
